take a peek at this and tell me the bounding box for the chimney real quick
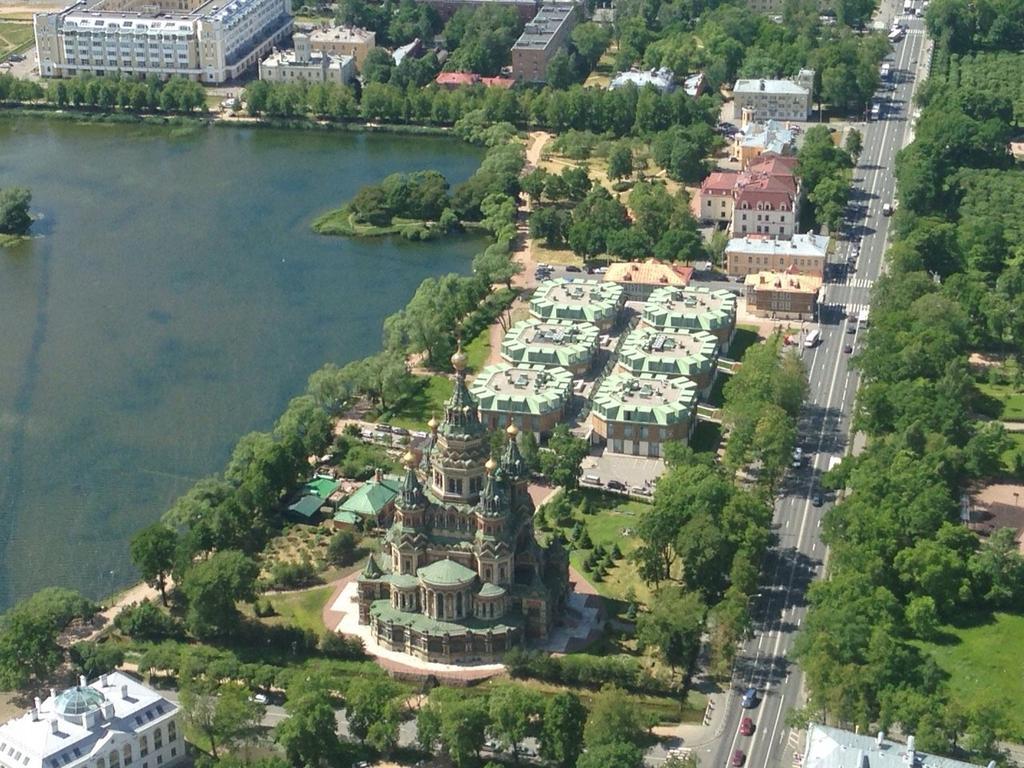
[121,684,129,700]
[49,719,59,735]
[374,468,383,483]
[32,698,40,722]
[49,688,57,700]
[100,702,115,721]
[79,675,87,688]
[907,736,915,752]
[877,732,885,747]
[100,674,109,687]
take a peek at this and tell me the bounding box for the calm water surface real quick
[0,119,483,610]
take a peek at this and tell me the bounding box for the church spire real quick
[501,423,526,480]
[398,450,424,509]
[441,340,482,434]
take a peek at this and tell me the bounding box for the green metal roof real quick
[332,510,361,526]
[388,573,419,589]
[501,318,599,369]
[477,582,506,598]
[530,278,624,325]
[287,475,342,519]
[591,372,698,425]
[369,600,520,634]
[617,326,719,378]
[417,558,478,586]
[340,478,400,517]
[469,362,574,415]
[642,286,737,333]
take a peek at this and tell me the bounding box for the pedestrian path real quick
[821,301,870,316]
[844,277,874,288]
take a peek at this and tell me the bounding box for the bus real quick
[804,328,822,348]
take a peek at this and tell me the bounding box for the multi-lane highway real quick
[704,11,930,768]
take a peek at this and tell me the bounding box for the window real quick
[109,750,120,768]
[139,735,149,757]
[124,744,133,766]
[153,728,163,750]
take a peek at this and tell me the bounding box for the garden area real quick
[0,21,32,60]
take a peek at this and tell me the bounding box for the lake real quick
[0,119,484,611]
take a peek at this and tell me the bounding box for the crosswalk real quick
[844,277,874,288]
[822,301,870,317]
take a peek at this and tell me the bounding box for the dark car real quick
[607,479,627,491]
[732,750,747,767]
[812,493,824,507]
[740,717,755,736]
[847,325,857,334]
[844,344,854,353]
[741,687,758,708]
[565,265,582,273]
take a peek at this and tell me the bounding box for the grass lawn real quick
[977,381,1024,421]
[263,585,333,634]
[916,612,1024,741]
[532,241,583,266]
[380,375,453,431]
[464,324,492,373]
[546,489,653,607]
[1001,432,1024,472]
[0,22,33,58]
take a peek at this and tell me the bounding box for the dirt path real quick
[82,580,163,641]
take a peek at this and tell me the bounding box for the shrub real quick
[264,559,318,590]
[319,631,366,660]
[327,531,358,567]
[113,600,185,641]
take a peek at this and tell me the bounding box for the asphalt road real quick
[703,12,929,768]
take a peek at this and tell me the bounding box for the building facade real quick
[470,362,574,437]
[694,153,800,239]
[590,372,697,457]
[35,0,293,82]
[602,259,693,301]
[259,33,354,85]
[725,233,830,278]
[510,4,576,83]
[307,25,374,69]
[355,348,570,664]
[743,270,821,320]
[0,672,183,768]
[732,70,814,121]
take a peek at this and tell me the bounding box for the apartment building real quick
[307,25,374,69]
[34,0,292,82]
[259,33,354,85]
[725,233,830,278]
[694,153,800,238]
[744,270,822,320]
[510,4,576,83]
[732,69,814,121]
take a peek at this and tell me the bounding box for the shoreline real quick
[0,104,455,137]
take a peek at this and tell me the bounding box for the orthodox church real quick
[355,345,570,664]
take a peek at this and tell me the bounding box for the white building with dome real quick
[0,672,182,768]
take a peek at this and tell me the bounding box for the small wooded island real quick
[0,186,33,247]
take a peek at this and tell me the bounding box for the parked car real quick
[812,493,824,507]
[846,324,857,334]
[741,687,758,708]
[844,344,854,353]
[882,202,894,216]
[740,717,755,736]
[565,265,582,273]
[607,479,627,491]
[732,750,747,767]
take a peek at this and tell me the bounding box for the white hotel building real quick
[0,672,183,768]
[34,0,292,83]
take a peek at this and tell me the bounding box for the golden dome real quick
[485,457,498,473]
[402,450,417,467]
[506,423,519,437]
[450,344,468,371]
[427,415,439,431]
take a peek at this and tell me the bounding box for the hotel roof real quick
[609,67,675,92]
[501,318,599,369]
[642,286,738,334]
[804,725,981,768]
[591,372,697,426]
[0,672,177,768]
[744,270,822,294]
[512,4,575,50]
[308,25,375,44]
[603,259,694,290]
[469,363,574,415]
[727,233,830,257]
[617,326,719,378]
[529,278,624,325]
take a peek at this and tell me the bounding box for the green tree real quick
[346,676,403,753]
[539,691,587,768]
[568,187,631,259]
[276,677,339,767]
[488,683,542,759]
[69,641,125,679]
[181,550,259,639]
[538,424,589,490]
[583,684,647,748]
[129,523,179,605]
[0,187,32,236]
[607,142,634,181]
[904,596,940,640]
[530,206,571,247]
[327,530,358,566]
[845,128,863,161]
[576,742,645,768]
[635,586,706,670]
[180,676,264,759]
[571,22,611,69]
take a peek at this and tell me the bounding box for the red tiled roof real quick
[482,76,515,89]
[435,72,481,86]
[748,152,798,175]
[700,171,741,194]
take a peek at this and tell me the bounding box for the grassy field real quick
[464,324,492,373]
[380,374,453,430]
[263,585,333,634]
[1002,432,1024,472]
[547,489,653,607]
[916,612,1024,741]
[0,21,33,59]
[977,381,1024,422]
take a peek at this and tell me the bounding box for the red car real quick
[732,749,747,766]
[740,717,755,736]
